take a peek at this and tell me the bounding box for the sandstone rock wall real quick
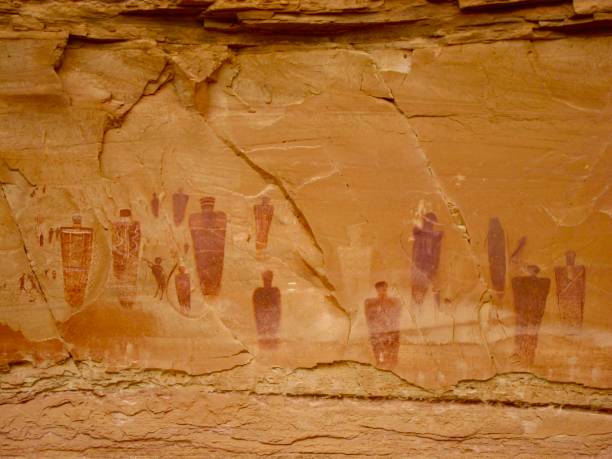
[0,0,611,456]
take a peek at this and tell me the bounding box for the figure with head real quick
[411,211,443,309]
[555,249,586,333]
[253,270,282,349]
[364,281,401,369]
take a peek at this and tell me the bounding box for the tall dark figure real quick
[411,212,443,310]
[511,265,550,365]
[253,270,281,349]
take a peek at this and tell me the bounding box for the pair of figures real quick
[360,212,442,369]
[510,252,586,365]
[150,190,190,226]
[58,210,141,309]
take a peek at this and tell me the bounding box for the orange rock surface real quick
[0,0,610,456]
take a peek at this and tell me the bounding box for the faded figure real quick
[253,270,281,349]
[511,264,551,365]
[18,273,27,292]
[145,257,167,300]
[173,188,189,226]
[364,281,401,369]
[486,217,506,301]
[411,212,443,312]
[151,192,160,218]
[254,197,274,252]
[174,266,191,314]
[554,250,586,333]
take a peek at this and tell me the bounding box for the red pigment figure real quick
[173,188,189,226]
[175,266,191,314]
[39,233,44,247]
[253,270,281,349]
[364,281,401,369]
[48,228,54,244]
[111,209,141,306]
[60,215,93,308]
[18,273,26,292]
[189,197,227,296]
[554,251,586,333]
[145,257,167,300]
[52,270,57,281]
[151,193,160,218]
[487,217,506,299]
[511,264,550,365]
[254,197,274,251]
[411,212,443,309]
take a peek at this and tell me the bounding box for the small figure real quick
[253,270,282,349]
[511,264,551,365]
[183,242,189,255]
[55,228,61,241]
[18,273,26,292]
[189,197,227,296]
[48,228,54,244]
[145,257,167,300]
[27,274,42,296]
[52,270,57,280]
[173,188,190,226]
[410,212,443,310]
[151,193,160,218]
[364,281,401,369]
[39,233,44,247]
[554,251,586,333]
[174,266,191,314]
[254,196,274,251]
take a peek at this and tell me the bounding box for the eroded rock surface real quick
[0,0,611,456]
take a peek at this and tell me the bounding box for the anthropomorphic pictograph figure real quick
[111,209,141,306]
[511,264,551,365]
[411,212,443,310]
[189,197,227,296]
[554,250,586,333]
[175,266,191,314]
[364,281,401,369]
[254,197,274,251]
[173,188,189,226]
[253,270,281,349]
[59,215,93,308]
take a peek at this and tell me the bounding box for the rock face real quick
[0,0,611,456]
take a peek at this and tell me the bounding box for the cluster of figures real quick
[52,196,586,360]
[363,215,586,369]
[56,193,278,346]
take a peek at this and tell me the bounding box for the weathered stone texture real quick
[0,0,611,456]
